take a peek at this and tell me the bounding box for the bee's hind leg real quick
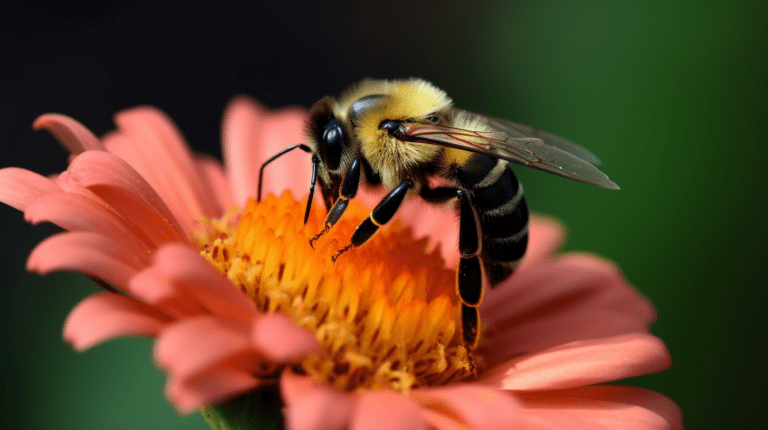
[331,178,413,261]
[310,157,361,248]
[420,185,483,348]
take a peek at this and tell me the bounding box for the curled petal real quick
[281,371,354,430]
[66,150,187,243]
[27,232,146,287]
[155,316,252,380]
[413,384,522,430]
[480,333,671,391]
[64,292,172,351]
[166,366,260,415]
[518,385,682,430]
[350,390,427,430]
[33,113,104,154]
[251,312,321,362]
[0,168,62,211]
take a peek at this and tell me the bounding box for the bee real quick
[258,78,618,347]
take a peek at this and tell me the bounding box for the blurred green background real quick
[1,1,765,429]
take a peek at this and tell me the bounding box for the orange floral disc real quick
[196,191,476,393]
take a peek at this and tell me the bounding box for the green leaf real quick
[201,385,284,430]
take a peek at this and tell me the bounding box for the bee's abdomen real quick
[457,156,529,287]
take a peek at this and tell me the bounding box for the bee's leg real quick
[258,144,312,201]
[421,185,483,347]
[461,303,480,349]
[331,178,413,261]
[309,157,361,248]
[456,190,483,307]
[457,190,484,347]
[420,186,483,306]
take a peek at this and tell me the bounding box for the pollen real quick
[196,191,476,393]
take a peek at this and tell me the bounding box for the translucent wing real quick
[399,112,619,189]
[465,109,603,165]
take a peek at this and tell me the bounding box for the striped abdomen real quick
[456,154,529,287]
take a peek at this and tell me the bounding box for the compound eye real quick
[322,118,344,171]
[379,120,405,136]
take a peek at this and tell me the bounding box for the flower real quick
[0,97,681,429]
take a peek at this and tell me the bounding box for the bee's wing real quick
[401,116,619,189]
[468,110,603,165]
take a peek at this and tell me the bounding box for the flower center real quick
[196,191,476,393]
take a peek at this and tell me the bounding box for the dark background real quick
[2,2,766,429]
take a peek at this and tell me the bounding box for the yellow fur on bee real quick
[443,147,473,167]
[335,78,453,188]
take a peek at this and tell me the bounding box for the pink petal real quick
[0,168,62,211]
[222,96,265,206]
[481,253,655,363]
[196,155,235,214]
[518,386,682,430]
[63,292,172,351]
[516,215,566,273]
[350,390,428,430]
[33,113,104,154]
[413,384,522,430]
[480,333,671,391]
[484,310,654,368]
[128,266,202,319]
[482,254,631,321]
[396,197,460,267]
[155,316,252,380]
[281,371,354,430]
[251,312,321,362]
[418,411,471,430]
[27,232,147,287]
[110,107,222,231]
[65,150,187,242]
[152,244,259,322]
[222,96,309,205]
[255,106,311,200]
[24,192,154,255]
[166,366,260,414]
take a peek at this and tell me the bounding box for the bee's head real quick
[342,79,451,188]
[307,97,354,208]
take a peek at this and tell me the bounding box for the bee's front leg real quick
[331,179,413,261]
[309,157,361,248]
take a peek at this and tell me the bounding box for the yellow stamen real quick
[196,191,476,393]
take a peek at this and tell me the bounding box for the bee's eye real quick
[322,118,344,171]
[379,120,404,136]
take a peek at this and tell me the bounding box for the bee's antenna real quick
[258,144,312,201]
[304,155,319,224]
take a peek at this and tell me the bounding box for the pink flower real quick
[0,97,681,429]
[0,100,319,413]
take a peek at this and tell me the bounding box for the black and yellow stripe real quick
[456,154,529,288]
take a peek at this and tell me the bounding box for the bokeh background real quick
[2,2,765,429]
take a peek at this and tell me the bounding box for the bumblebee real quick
[258,78,618,347]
